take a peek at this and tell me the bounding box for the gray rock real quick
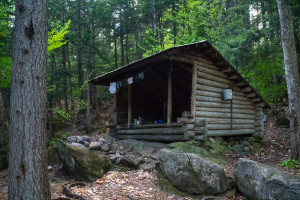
[67,136,78,143]
[117,139,140,151]
[119,157,139,169]
[56,140,111,181]
[101,143,113,152]
[235,158,300,200]
[78,136,91,143]
[109,154,119,163]
[158,148,230,195]
[144,163,155,171]
[70,142,87,149]
[89,141,102,150]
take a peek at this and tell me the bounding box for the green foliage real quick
[278,159,300,169]
[49,131,69,145]
[48,20,71,53]
[239,57,286,104]
[0,57,11,88]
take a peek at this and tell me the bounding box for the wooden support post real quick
[191,61,197,117]
[114,93,118,126]
[127,84,132,127]
[167,67,172,124]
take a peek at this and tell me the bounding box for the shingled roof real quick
[89,40,269,108]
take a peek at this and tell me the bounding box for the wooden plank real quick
[117,134,186,142]
[241,87,252,92]
[235,81,246,87]
[196,101,255,109]
[232,95,250,101]
[195,107,255,114]
[197,65,227,78]
[221,67,231,73]
[117,123,182,129]
[190,62,197,117]
[206,129,255,136]
[251,97,261,102]
[255,102,265,107]
[196,96,254,105]
[196,90,222,98]
[127,84,132,126]
[198,117,255,124]
[206,124,255,130]
[197,77,232,89]
[195,111,255,119]
[246,92,256,98]
[229,74,240,80]
[117,127,183,135]
[197,72,234,85]
[168,67,172,124]
[196,84,223,93]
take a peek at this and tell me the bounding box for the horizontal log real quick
[196,90,222,98]
[232,95,250,101]
[246,92,256,98]
[197,65,227,78]
[197,84,241,93]
[255,120,264,126]
[206,129,255,136]
[229,74,240,80]
[255,107,263,111]
[251,97,261,102]
[195,111,255,119]
[117,127,183,135]
[181,55,214,65]
[117,134,186,142]
[196,96,254,105]
[255,102,266,107]
[206,124,255,130]
[241,87,252,93]
[182,124,195,131]
[117,123,182,129]
[197,117,255,124]
[198,72,234,85]
[221,67,232,73]
[197,77,231,89]
[194,135,206,141]
[196,101,255,109]
[235,81,246,87]
[195,107,255,114]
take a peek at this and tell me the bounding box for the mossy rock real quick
[169,142,209,156]
[56,140,111,181]
[252,142,263,151]
[47,144,59,165]
[209,143,228,153]
[169,142,228,165]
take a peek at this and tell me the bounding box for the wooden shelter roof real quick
[89,40,269,108]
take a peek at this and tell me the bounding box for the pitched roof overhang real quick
[89,40,269,108]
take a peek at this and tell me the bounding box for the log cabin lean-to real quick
[89,40,269,142]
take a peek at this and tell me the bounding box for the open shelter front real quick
[89,41,269,142]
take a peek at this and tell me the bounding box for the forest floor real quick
[0,111,299,200]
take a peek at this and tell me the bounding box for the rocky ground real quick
[0,112,298,200]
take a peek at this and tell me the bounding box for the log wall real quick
[193,59,259,137]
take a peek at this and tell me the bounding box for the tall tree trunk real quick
[9,0,50,199]
[114,31,118,69]
[0,91,8,147]
[120,28,124,66]
[125,34,129,64]
[277,0,300,161]
[76,0,84,98]
[172,0,177,45]
[62,45,68,111]
[152,0,157,35]
[66,42,74,111]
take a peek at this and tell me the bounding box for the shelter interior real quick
[116,60,192,126]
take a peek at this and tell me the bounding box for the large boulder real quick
[56,140,111,181]
[235,158,300,200]
[158,148,230,195]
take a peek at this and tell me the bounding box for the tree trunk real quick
[120,28,124,66]
[277,0,300,161]
[152,0,157,35]
[66,42,74,111]
[114,30,118,69]
[9,0,50,199]
[62,45,68,111]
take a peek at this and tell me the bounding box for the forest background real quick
[1,0,300,142]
